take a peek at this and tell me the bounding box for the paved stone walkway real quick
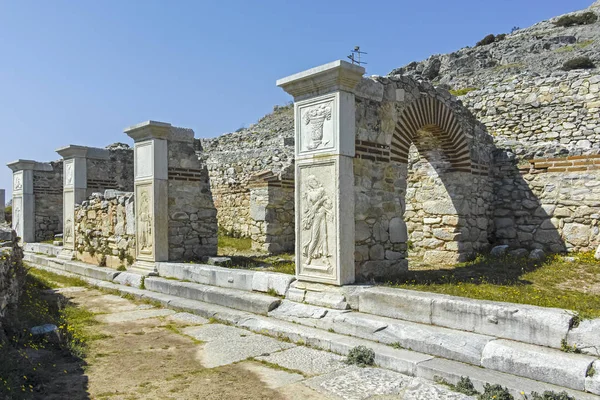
[55,286,473,399]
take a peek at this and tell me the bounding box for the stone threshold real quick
[23,254,600,399]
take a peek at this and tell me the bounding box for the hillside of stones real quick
[390,1,600,90]
[199,104,294,185]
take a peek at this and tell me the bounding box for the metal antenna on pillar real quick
[347,46,367,66]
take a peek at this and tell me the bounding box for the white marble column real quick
[124,121,170,274]
[55,145,110,255]
[7,160,36,242]
[277,60,365,285]
[0,189,5,223]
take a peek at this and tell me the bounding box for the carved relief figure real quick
[304,103,332,150]
[13,205,21,236]
[301,175,333,268]
[14,175,22,191]
[64,218,73,243]
[65,163,74,186]
[138,190,153,254]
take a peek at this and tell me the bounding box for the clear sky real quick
[0,0,593,201]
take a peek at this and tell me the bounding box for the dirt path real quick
[50,286,326,400]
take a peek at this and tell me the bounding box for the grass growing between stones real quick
[217,232,252,252]
[390,252,600,319]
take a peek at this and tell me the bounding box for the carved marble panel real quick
[297,161,338,281]
[12,196,23,239]
[296,94,337,155]
[63,191,75,246]
[136,183,154,258]
[135,141,154,179]
[13,172,23,193]
[64,159,74,188]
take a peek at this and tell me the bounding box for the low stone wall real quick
[0,227,25,340]
[74,191,136,269]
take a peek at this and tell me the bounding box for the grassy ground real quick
[0,268,96,398]
[217,233,295,275]
[390,252,600,319]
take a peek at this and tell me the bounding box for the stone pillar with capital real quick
[277,60,365,285]
[7,160,37,242]
[124,121,170,274]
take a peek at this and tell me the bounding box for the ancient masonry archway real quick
[278,60,495,285]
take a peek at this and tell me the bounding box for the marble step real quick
[24,252,120,282]
[144,276,281,315]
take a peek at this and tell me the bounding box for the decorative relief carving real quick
[138,188,153,254]
[64,218,73,243]
[13,200,21,237]
[65,162,74,186]
[303,103,332,150]
[301,174,334,271]
[13,175,22,191]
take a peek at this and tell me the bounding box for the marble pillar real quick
[124,121,170,274]
[7,160,36,242]
[0,189,5,223]
[277,60,365,285]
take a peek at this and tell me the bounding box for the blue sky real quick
[0,0,593,200]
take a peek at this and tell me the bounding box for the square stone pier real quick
[0,189,5,223]
[55,145,134,259]
[124,121,218,275]
[277,60,365,285]
[7,159,63,242]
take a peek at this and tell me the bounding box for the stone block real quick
[359,287,433,324]
[144,277,281,315]
[389,217,408,243]
[490,245,509,257]
[481,339,597,390]
[567,319,600,356]
[251,271,295,296]
[585,360,600,395]
[304,290,349,310]
[112,272,144,288]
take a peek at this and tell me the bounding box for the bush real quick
[454,377,478,395]
[479,383,513,400]
[561,56,595,71]
[345,345,375,367]
[555,12,598,27]
[476,34,497,47]
[528,391,575,400]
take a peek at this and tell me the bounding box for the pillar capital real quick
[124,121,172,142]
[55,145,110,160]
[277,60,365,101]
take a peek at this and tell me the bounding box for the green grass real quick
[217,233,252,251]
[449,87,478,96]
[28,267,88,288]
[390,252,600,319]
[493,63,525,71]
[555,40,594,53]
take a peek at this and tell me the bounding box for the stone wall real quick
[74,190,136,268]
[248,168,295,253]
[33,160,63,242]
[352,75,495,279]
[199,105,295,245]
[0,227,25,340]
[168,131,218,260]
[461,71,600,158]
[86,144,134,195]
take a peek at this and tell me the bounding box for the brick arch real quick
[391,97,472,172]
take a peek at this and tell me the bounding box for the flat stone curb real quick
[568,319,600,357]
[156,262,295,296]
[144,276,281,315]
[23,243,63,257]
[417,358,599,400]
[270,300,495,366]
[481,339,597,391]
[359,286,576,348]
[112,271,144,288]
[25,253,120,281]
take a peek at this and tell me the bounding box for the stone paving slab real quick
[257,346,346,376]
[239,361,304,389]
[166,312,209,325]
[374,377,475,399]
[303,366,412,400]
[197,334,296,368]
[97,308,175,323]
